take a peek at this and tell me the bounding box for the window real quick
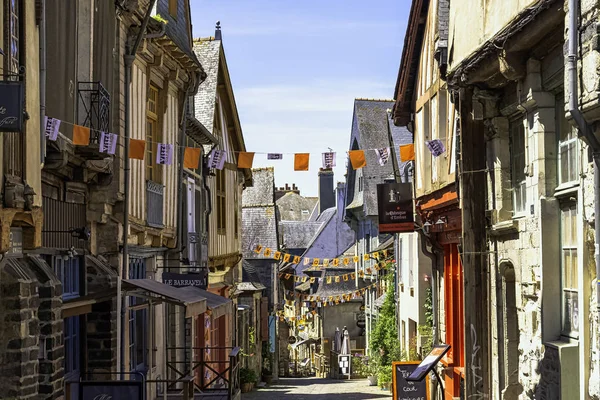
[54,256,80,300]
[146,86,159,182]
[557,96,579,184]
[64,316,80,375]
[6,0,20,76]
[168,0,177,18]
[510,118,527,215]
[560,203,578,337]
[216,169,226,234]
[129,258,148,372]
[358,176,363,192]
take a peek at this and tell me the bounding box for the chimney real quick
[215,21,222,40]
[318,168,335,215]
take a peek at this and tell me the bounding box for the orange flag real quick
[183,147,201,169]
[73,125,90,146]
[348,150,366,169]
[129,139,146,160]
[238,152,255,168]
[400,144,415,161]
[294,153,310,171]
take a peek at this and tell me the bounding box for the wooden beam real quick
[459,88,490,398]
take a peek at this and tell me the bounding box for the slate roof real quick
[276,192,319,222]
[242,168,278,258]
[193,39,221,134]
[156,0,196,63]
[279,221,322,249]
[236,282,266,292]
[345,100,398,218]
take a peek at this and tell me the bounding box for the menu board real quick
[392,362,429,400]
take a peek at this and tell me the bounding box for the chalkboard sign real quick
[79,380,143,400]
[392,362,429,400]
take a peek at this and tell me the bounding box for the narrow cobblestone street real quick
[241,377,393,400]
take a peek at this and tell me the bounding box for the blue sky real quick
[191,1,408,197]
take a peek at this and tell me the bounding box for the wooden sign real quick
[392,362,429,400]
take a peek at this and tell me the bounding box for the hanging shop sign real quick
[377,182,414,233]
[7,227,23,257]
[162,271,207,289]
[0,81,24,132]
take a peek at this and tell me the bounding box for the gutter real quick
[567,0,600,332]
[39,0,46,165]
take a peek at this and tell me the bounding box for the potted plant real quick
[262,341,274,384]
[262,367,273,385]
[377,364,393,391]
[240,367,257,393]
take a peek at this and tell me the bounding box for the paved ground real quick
[241,377,392,400]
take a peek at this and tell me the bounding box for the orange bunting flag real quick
[302,276,308,282]
[343,258,350,266]
[326,276,332,284]
[343,274,349,281]
[383,250,388,257]
[359,270,365,278]
[353,256,359,263]
[183,147,201,168]
[295,276,301,282]
[363,254,370,261]
[283,253,291,262]
[312,258,320,267]
[373,252,380,259]
[351,272,355,279]
[264,248,272,257]
[348,150,367,169]
[274,251,282,260]
[335,276,341,283]
[294,153,310,171]
[366,267,372,274]
[400,144,415,161]
[129,139,146,160]
[237,152,255,168]
[73,125,90,146]
[254,245,263,254]
[285,274,291,280]
[309,277,315,283]
[323,259,330,267]
[293,256,301,264]
[332,258,339,266]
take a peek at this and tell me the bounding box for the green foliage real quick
[249,327,256,345]
[377,364,393,386]
[370,290,399,366]
[240,367,258,384]
[424,286,433,326]
[352,356,367,377]
[152,14,168,24]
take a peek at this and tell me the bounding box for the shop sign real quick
[162,271,207,289]
[0,81,24,132]
[377,183,414,233]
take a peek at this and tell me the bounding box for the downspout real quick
[567,0,600,319]
[120,0,157,376]
[39,0,46,164]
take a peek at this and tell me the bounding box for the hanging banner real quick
[294,153,310,171]
[399,144,415,161]
[44,116,61,141]
[184,147,201,169]
[348,150,366,169]
[376,182,414,233]
[375,147,390,166]
[0,81,24,132]
[156,143,174,165]
[73,125,91,146]
[99,132,117,154]
[426,139,446,157]
[208,149,226,169]
[322,152,336,169]
[267,153,283,160]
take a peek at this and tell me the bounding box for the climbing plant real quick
[370,288,400,367]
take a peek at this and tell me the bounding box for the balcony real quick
[147,180,164,228]
[75,81,111,160]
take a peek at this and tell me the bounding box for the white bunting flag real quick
[44,116,61,141]
[156,143,174,165]
[375,147,391,166]
[267,153,283,160]
[208,149,226,170]
[99,132,118,155]
[322,152,336,169]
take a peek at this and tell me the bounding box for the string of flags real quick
[278,259,391,284]
[253,244,394,269]
[44,115,447,173]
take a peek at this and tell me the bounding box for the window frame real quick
[64,315,80,376]
[129,257,149,373]
[216,169,226,234]
[168,0,178,18]
[556,94,579,186]
[54,256,81,300]
[509,117,527,216]
[560,201,579,339]
[146,85,159,183]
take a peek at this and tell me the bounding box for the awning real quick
[291,337,318,349]
[122,279,207,318]
[197,288,232,319]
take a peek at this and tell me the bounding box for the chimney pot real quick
[215,21,222,40]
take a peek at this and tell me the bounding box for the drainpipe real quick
[567,0,600,319]
[120,0,157,376]
[39,0,46,164]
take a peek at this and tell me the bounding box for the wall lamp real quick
[43,227,91,241]
[435,217,447,226]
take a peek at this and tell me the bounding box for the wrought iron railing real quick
[77,81,110,143]
[146,180,164,228]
